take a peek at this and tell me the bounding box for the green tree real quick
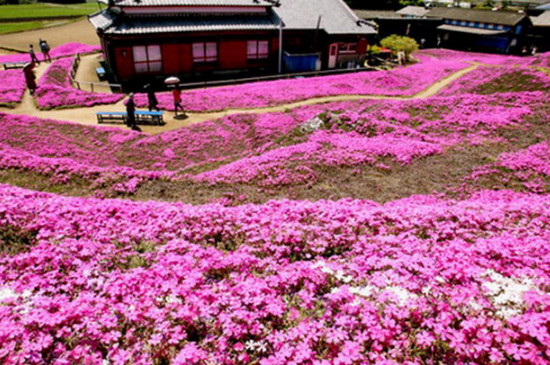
[380,34,419,62]
[399,0,424,6]
[344,0,402,10]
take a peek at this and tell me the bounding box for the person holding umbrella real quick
[172,86,185,116]
[165,76,186,118]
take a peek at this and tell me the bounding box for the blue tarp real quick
[283,53,319,72]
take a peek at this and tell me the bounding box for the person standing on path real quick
[23,62,37,95]
[125,93,141,132]
[145,84,159,111]
[29,44,40,65]
[39,39,52,62]
[172,86,185,117]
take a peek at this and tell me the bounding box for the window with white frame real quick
[133,45,162,73]
[247,40,269,60]
[192,42,217,63]
[338,43,358,54]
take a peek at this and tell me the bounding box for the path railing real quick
[69,54,122,93]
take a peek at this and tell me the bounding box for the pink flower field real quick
[1,186,550,364]
[0,69,25,107]
[0,42,101,64]
[1,46,550,364]
[35,57,122,109]
[134,56,467,112]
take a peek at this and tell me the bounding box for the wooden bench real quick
[96,111,164,125]
[3,62,27,70]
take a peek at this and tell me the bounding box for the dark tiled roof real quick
[92,11,279,34]
[426,8,527,25]
[89,10,118,31]
[274,0,376,34]
[354,10,401,19]
[103,0,270,7]
[531,10,550,26]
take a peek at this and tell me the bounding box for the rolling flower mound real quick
[134,57,467,112]
[0,43,101,64]
[498,141,550,176]
[0,185,550,364]
[0,70,26,106]
[35,57,122,109]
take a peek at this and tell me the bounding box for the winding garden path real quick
[0,61,480,135]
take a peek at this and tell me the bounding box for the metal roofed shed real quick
[531,11,550,26]
[353,10,402,20]
[437,24,508,35]
[426,7,527,26]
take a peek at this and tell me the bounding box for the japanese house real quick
[88,0,376,87]
[354,7,442,48]
[529,11,550,51]
[425,7,531,54]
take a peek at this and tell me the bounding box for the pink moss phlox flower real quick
[0,70,25,106]
[35,57,122,109]
[0,42,100,63]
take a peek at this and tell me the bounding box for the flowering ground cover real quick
[35,57,122,109]
[0,113,173,194]
[0,42,100,64]
[0,69,25,107]
[418,49,550,68]
[2,89,547,197]
[1,185,550,364]
[0,45,550,364]
[468,140,550,194]
[134,56,467,112]
[438,65,550,96]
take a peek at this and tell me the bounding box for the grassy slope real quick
[0,3,100,35]
[0,3,99,19]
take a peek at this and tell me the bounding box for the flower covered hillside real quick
[1,83,549,202]
[0,185,549,364]
[134,56,467,112]
[0,69,26,107]
[35,57,122,109]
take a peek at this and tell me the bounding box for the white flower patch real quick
[482,269,538,319]
[384,285,418,306]
[312,261,353,283]
[349,285,376,298]
[245,340,268,354]
[0,287,17,302]
[300,117,324,133]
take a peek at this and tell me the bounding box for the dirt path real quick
[0,18,99,52]
[0,62,479,135]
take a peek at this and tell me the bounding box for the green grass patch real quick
[0,3,100,19]
[0,20,49,35]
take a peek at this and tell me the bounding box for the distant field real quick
[0,3,101,35]
[0,3,100,19]
[0,20,48,35]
